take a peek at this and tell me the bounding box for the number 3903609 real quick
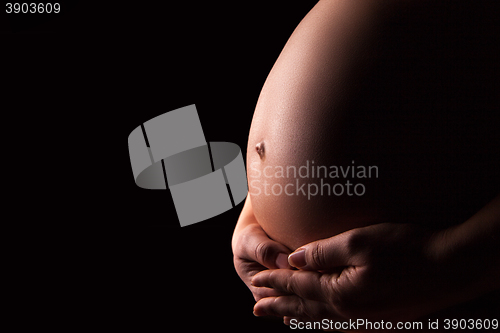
[6,3,60,14]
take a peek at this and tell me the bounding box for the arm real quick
[251,195,500,324]
[428,195,500,303]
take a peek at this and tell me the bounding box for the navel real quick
[255,141,265,159]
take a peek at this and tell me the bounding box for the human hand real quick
[251,223,456,323]
[232,196,292,301]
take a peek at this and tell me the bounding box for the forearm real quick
[429,195,500,304]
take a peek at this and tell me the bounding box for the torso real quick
[247,0,500,251]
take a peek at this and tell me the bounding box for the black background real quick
[3,1,499,331]
[2,1,319,331]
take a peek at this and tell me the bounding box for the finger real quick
[252,269,338,303]
[251,286,285,301]
[254,295,338,321]
[232,197,290,269]
[239,223,292,269]
[287,230,361,270]
[234,258,291,301]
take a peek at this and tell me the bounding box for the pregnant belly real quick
[244,0,499,251]
[245,0,395,251]
[248,142,386,251]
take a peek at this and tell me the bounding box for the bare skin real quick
[252,195,500,323]
[232,196,291,301]
[233,0,500,329]
[247,0,393,251]
[232,195,500,331]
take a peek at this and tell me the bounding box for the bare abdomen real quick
[245,0,499,251]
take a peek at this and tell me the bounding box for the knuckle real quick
[270,296,284,317]
[346,229,364,252]
[232,238,243,258]
[254,240,273,265]
[232,226,250,255]
[310,243,327,268]
[235,224,260,258]
[345,229,370,261]
[284,274,295,294]
[233,255,242,273]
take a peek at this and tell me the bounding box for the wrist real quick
[424,224,457,265]
[425,220,500,305]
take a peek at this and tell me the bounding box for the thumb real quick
[238,224,292,269]
[288,231,358,270]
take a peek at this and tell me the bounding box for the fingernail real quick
[288,249,306,268]
[253,310,265,317]
[253,304,266,316]
[275,253,289,269]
